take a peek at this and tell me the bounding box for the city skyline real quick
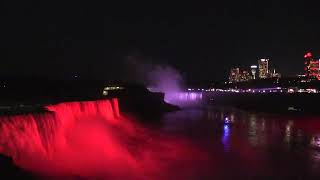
[228,52,320,82]
[228,57,281,83]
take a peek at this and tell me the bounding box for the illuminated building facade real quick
[229,68,252,83]
[229,68,240,83]
[250,65,257,79]
[228,58,282,82]
[304,52,320,80]
[258,59,269,79]
[102,86,124,96]
[239,70,252,82]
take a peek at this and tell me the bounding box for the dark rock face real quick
[0,155,33,179]
[119,90,180,115]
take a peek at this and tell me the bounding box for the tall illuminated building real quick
[250,65,257,79]
[239,70,252,81]
[229,68,240,83]
[258,59,269,79]
[229,68,252,83]
[304,52,320,80]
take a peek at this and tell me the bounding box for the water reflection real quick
[246,114,268,147]
[310,135,320,149]
[222,124,231,152]
[230,113,235,122]
[207,109,215,120]
[161,106,320,178]
[310,149,320,173]
[220,112,224,122]
[248,119,258,146]
[296,130,304,143]
[284,120,294,144]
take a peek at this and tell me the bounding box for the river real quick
[159,92,320,178]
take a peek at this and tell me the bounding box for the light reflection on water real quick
[248,115,258,146]
[222,124,231,152]
[161,105,320,178]
[284,120,294,144]
[310,147,320,172]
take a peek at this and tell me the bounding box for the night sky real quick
[1,1,320,85]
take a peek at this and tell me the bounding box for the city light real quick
[228,58,282,83]
[304,52,320,80]
[258,59,269,79]
[250,65,257,79]
[185,52,320,94]
[187,87,319,94]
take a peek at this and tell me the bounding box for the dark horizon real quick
[1,1,320,84]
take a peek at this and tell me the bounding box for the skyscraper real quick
[304,52,320,80]
[239,70,252,82]
[229,68,240,83]
[229,68,252,83]
[250,65,257,79]
[258,59,269,79]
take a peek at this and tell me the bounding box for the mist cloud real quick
[124,55,184,94]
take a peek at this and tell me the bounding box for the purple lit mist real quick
[124,55,186,104]
[164,92,203,107]
[146,65,183,99]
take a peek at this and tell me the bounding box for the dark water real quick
[160,105,320,179]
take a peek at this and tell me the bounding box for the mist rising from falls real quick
[0,99,203,179]
[124,55,184,105]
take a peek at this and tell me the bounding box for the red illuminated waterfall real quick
[0,99,202,179]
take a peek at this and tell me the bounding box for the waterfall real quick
[0,98,202,178]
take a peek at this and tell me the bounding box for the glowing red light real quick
[0,99,203,178]
[305,52,313,58]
